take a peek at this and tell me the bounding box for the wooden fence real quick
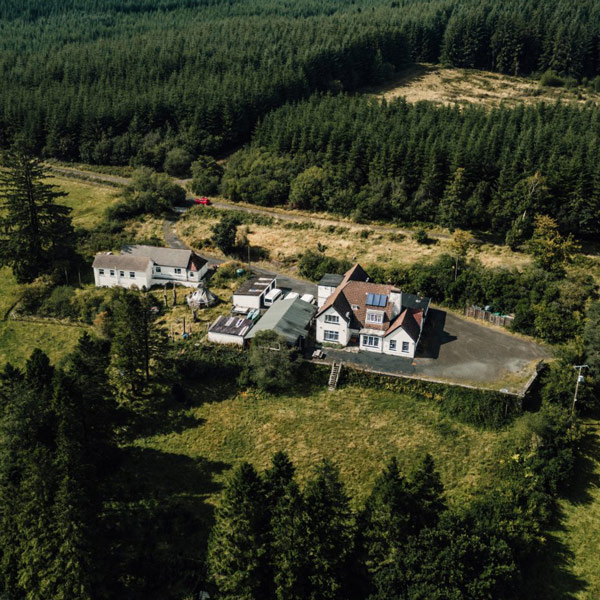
[465,306,514,328]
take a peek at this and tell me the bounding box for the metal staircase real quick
[328,362,342,391]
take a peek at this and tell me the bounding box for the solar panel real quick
[366,293,388,307]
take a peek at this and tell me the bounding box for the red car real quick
[194,197,211,205]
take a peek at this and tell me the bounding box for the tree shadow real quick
[360,63,434,95]
[105,446,230,598]
[523,424,600,599]
[416,308,457,359]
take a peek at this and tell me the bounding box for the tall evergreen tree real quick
[208,462,270,600]
[0,144,74,283]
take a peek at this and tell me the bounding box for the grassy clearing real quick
[177,205,532,273]
[45,175,120,229]
[137,381,512,508]
[0,267,22,318]
[0,321,84,367]
[368,64,600,108]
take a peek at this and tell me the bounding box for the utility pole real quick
[571,364,589,418]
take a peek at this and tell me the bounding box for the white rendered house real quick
[315,264,430,358]
[93,245,208,289]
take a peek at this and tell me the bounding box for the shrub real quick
[40,286,76,319]
[413,228,431,245]
[163,147,193,177]
[298,250,352,282]
[18,278,54,315]
[539,70,565,88]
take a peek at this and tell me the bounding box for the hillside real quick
[369,64,600,108]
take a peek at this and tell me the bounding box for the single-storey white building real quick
[93,245,208,289]
[315,264,430,358]
[208,315,254,346]
[232,276,277,310]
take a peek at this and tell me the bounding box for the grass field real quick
[137,380,513,508]
[46,175,120,228]
[367,64,600,108]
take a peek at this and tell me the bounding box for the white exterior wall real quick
[315,307,350,345]
[383,327,416,358]
[359,332,384,354]
[94,266,151,289]
[318,285,337,308]
[151,263,208,288]
[232,293,263,310]
[207,331,245,346]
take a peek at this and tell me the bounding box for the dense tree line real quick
[233,95,600,241]
[207,402,580,600]
[2,0,600,165]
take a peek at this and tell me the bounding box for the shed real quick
[208,315,254,346]
[245,297,317,346]
[232,275,277,309]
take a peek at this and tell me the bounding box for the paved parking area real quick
[316,308,549,394]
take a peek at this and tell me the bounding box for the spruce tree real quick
[0,144,74,283]
[303,460,354,600]
[208,462,270,600]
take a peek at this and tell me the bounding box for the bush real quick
[163,147,193,177]
[18,278,54,315]
[539,70,565,88]
[210,261,248,286]
[40,286,76,319]
[413,228,431,244]
[298,250,352,282]
[190,155,223,195]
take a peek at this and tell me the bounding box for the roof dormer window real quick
[366,310,384,324]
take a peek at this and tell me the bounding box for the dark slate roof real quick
[234,276,276,297]
[209,315,253,337]
[93,253,150,271]
[246,297,317,344]
[401,292,431,313]
[318,273,344,287]
[385,309,421,342]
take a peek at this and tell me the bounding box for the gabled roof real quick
[316,263,371,321]
[93,253,151,271]
[385,308,422,342]
[122,245,207,270]
[246,297,317,344]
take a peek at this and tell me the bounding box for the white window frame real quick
[324,314,339,324]
[366,311,383,324]
[402,341,409,353]
[119,270,125,277]
[155,266,161,273]
[324,330,339,342]
[362,335,380,348]
[98,268,105,275]
[389,340,397,351]
[189,272,195,277]
[129,272,135,278]
[174,268,182,274]
[110,270,115,277]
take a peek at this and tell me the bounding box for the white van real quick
[264,287,282,306]
[301,293,315,304]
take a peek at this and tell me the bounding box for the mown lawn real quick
[137,381,513,508]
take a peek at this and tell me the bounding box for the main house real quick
[93,245,208,289]
[315,264,430,358]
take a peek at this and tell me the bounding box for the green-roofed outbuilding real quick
[245,297,317,346]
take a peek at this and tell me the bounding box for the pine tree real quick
[405,453,446,531]
[208,462,270,600]
[0,144,74,283]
